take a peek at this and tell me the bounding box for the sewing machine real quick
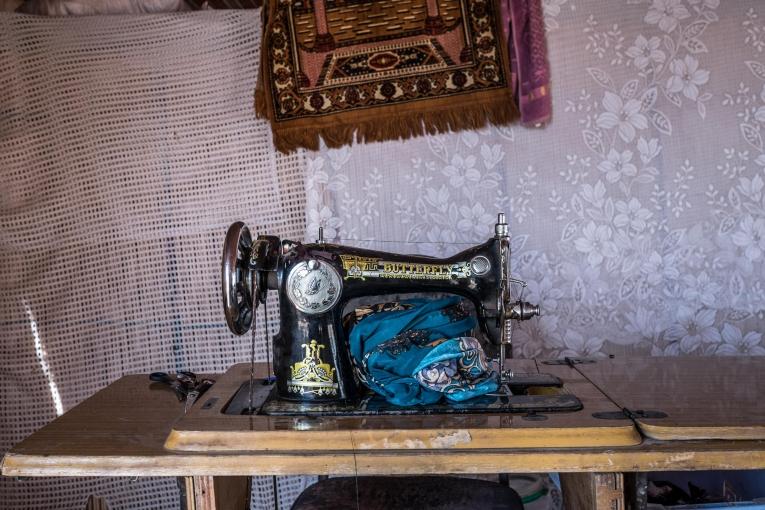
[219,213,582,416]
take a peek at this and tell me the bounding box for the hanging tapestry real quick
[255,0,518,152]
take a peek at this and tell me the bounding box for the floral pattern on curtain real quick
[305,0,765,360]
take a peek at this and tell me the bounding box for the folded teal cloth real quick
[348,296,498,406]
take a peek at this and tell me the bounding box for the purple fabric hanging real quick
[501,0,552,125]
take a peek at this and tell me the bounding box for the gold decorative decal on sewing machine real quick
[340,255,471,280]
[288,340,338,396]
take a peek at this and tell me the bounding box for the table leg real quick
[183,476,252,510]
[624,472,648,510]
[560,472,624,510]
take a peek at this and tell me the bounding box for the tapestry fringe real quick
[254,86,266,121]
[261,98,517,153]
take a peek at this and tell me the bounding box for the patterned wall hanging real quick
[255,0,518,152]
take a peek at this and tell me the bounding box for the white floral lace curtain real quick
[305,0,765,359]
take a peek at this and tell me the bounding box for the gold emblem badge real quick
[288,340,338,396]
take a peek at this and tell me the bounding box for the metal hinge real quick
[592,407,668,420]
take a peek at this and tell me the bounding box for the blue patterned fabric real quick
[348,297,498,406]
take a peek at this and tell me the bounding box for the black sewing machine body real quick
[221,214,579,416]
[274,239,505,403]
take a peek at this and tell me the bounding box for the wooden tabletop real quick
[576,356,765,440]
[3,359,765,477]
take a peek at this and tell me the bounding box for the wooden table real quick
[3,358,765,510]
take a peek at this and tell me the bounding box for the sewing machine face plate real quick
[223,376,583,417]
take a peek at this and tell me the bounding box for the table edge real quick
[5,446,765,477]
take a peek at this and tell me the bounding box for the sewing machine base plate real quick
[163,361,644,452]
[224,373,582,416]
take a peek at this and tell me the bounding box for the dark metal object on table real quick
[592,409,669,420]
[222,370,571,416]
[149,372,215,413]
[220,212,556,415]
[223,381,582,416]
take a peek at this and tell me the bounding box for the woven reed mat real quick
[255,0,518,152]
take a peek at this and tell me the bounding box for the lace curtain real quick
[305,0,765,360]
